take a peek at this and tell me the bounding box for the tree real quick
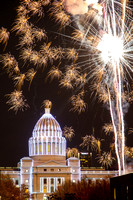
[0,174,32,200]
[49,179,111,200]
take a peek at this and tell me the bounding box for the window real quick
[55,144,57,154]
[35,144,37,154]
[41,177,64,193]
[48,142,51,153]
[51,169,54,172]
[51,178,54,184]
[44,169,47,171]
[51,186,54,193]
[25,188,29,193]
[114,188,116,200]
[55,142,59,154]
[57,178,61,184]
[44,186,47,193]
[44,142,46,154]
[39,143,42,153]
[60,143,62,154]
[52,142,55,154]
[15,180,19,185]
[57,142,59,154]
[44,179,47,184]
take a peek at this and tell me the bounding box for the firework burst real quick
[0,27,10,50]
[63,126,75,141]
[0,0,133,175]
[6,90,29,113]
[97,151,115,169]
[47,65,63,81]
[0,54,19,76]
[70,92,87,114]
[103,123,114,135]
[80,134,99,152]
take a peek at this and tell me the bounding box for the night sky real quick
[0,0,132,168]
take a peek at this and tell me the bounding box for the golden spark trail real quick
[96,0,128,175]
[105,0,128,175]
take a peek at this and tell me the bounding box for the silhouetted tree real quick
[0,174,33,199]
[49,179,111,200]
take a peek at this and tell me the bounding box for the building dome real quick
[32,112,62,138]
[28,101,66,157]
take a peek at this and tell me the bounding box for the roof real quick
[32,110,62,137]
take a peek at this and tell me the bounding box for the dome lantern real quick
[43,100,52,114]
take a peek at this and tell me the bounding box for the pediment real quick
[37,160,67,167]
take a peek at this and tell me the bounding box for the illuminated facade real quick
[0,104,119,200]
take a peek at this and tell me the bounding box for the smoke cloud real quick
[64,0,98,15]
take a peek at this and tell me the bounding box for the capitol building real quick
[0,102,118,200]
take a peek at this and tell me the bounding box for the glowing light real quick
[97,34,123,63]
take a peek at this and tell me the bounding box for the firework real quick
[6,90,29,113]
[97,152,115,169]
[128,128,133,135]
[42,99,52,109]
[66,147,79,157]
[28,1,44,17]
[0,27,10,49]
[70,92,87,113]
[71,148,79,157]
[0,0,132,175]
[29,50,41,65]
[80,134,98,152]
[65,64,79,81]
[69,0,133,175]
[50,0,71,27]
[60,77,73,89]
[20,47,33,62]
[125,146,133,159]
[12,15,31,34]
[26,68,37,89]
[13,73,25,90]
[66,48,77,60]
[103,123,114,135]
[47,66,63,81]
[0,54,19,76]
[63,126,75,141]
[19,29,34,47]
